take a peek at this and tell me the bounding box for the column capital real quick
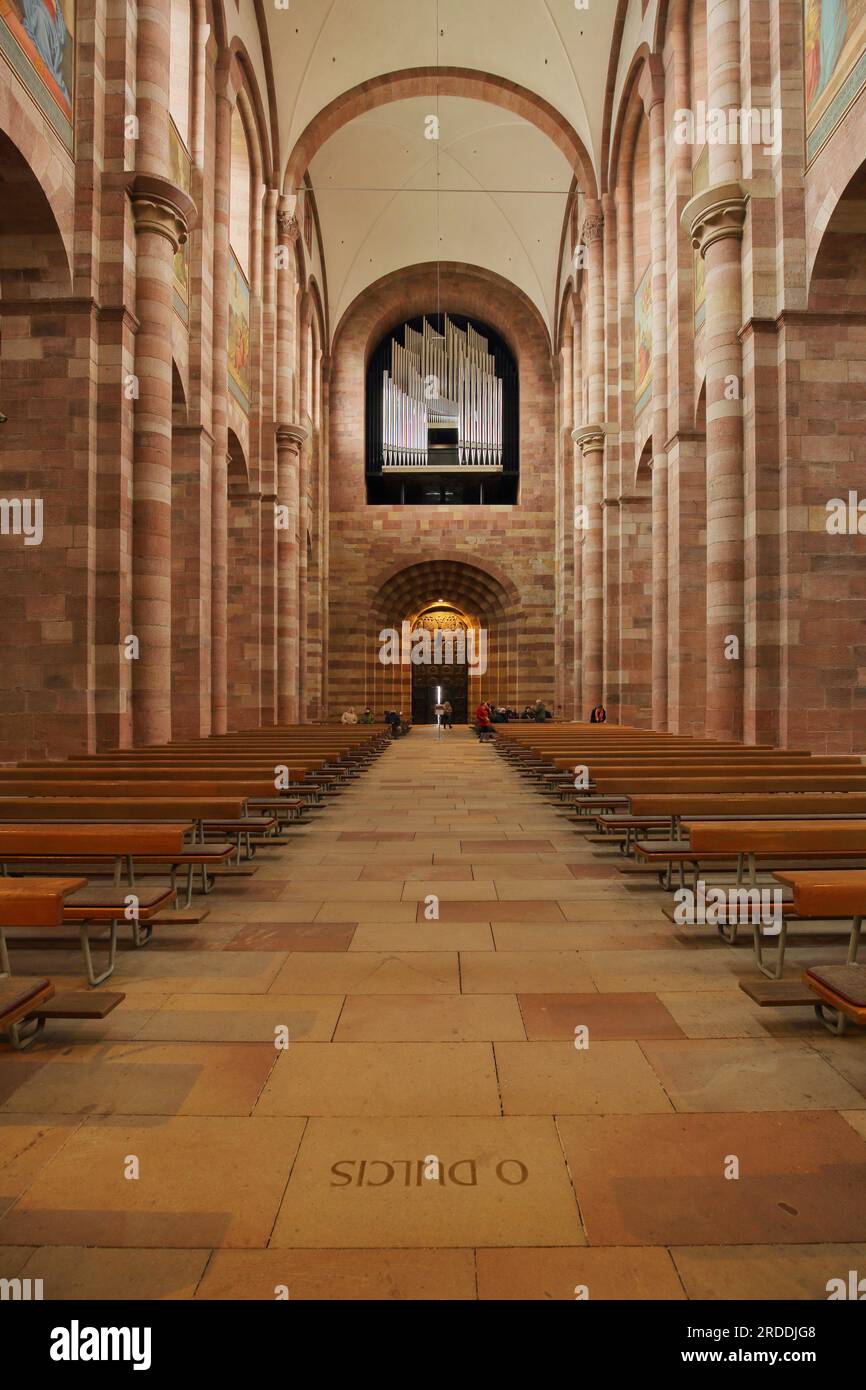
[277,210,302,245]
[581,210,604,244]
[276,421,309,449]
[681,180,748,258]
[572,422,606,455]
[129,174,197,252]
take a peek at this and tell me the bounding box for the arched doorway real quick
[410,604,471,724]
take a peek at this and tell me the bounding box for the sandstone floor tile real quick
[255,1043,499,1117]
[195,1247,476,1299]
[134,994,343,1043]
[419,900,566,923]
[476,1246,684,1300]
[460,951,596,994]
[205,903,321,923]
[557,1112,866,1246]
[269,951,459,995]
[641,1039,866,1112]
[349,923,494,952]
[359,864,474,881]
[671,1243,866,1300]
[0,1042,277,1117]
[843,1111,866,1143]
[657,990,803,1040]
[0,1117,82,1218]
[315,903,420,923]
[495,1041,674,1116]
[14,1246,210,1300]
[277,881,404,901]
[518,992,685,1041]
[226,923,356,952]
[493,880,636,901]
[459,840,555,854]
[581,948,750,993]
[334,994,526,1042]
[102,950,289,995]
[0,1246,35,1279]
[270,1117,583,1248]
[339,832,416,842]
[0,1116,305,1248]
[811,1038,866,1100]
[401,881,498,901]
[493,922,672,950]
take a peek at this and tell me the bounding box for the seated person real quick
[589,704,607,724]
[341,706,358,725]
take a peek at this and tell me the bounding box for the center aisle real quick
[4,725,866,1301]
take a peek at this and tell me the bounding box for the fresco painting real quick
[805,0,866,159]
[634,263,653,417]
[0,0,75,149]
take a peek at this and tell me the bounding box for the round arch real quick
[283,67,597,198]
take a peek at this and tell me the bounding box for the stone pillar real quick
[640,57,669,730]
[573,423,606,714]
[681,0,748,740]
[276,423,307,723]
[681,181,748,741]
[575,201,605,715]
[128,0,195,745]
[129,177,195,745]
[559,331,574,716]
[210,79,232,734]
[275,198,302,723]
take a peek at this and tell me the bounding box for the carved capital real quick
[129,174,196,253]
[572,422,606,456]
[277,210,301,244]
[581,212,604,245]
[276,421,309,451]
[681,181,748,258]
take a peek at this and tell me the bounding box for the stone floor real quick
[1,727,866,1300]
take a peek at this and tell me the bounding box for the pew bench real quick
[0,976,125,1049]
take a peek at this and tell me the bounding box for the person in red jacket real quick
[475,701,494,741]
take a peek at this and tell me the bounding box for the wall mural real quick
[0,0,75,151]
[805,0,866,161]
[228,250,251,410]
[634,264,653,418]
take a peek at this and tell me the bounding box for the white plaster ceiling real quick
[309,96,574,334]
[263,0,621,336]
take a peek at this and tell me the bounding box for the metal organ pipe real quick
[380,315,504,467]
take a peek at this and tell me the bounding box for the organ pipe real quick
[380,315,503,467]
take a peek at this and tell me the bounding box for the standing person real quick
[475,700,493,742]
[589,704,607,724]
[442,700,453,729]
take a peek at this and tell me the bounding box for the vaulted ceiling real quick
[263,0,624,337]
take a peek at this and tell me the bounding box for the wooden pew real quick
[0,872,130,995]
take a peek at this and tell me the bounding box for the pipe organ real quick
[381,316,504,468]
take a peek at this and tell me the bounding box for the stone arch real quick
[283,67,597,198]
[0,129,72,294]
[328,261,553,515]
